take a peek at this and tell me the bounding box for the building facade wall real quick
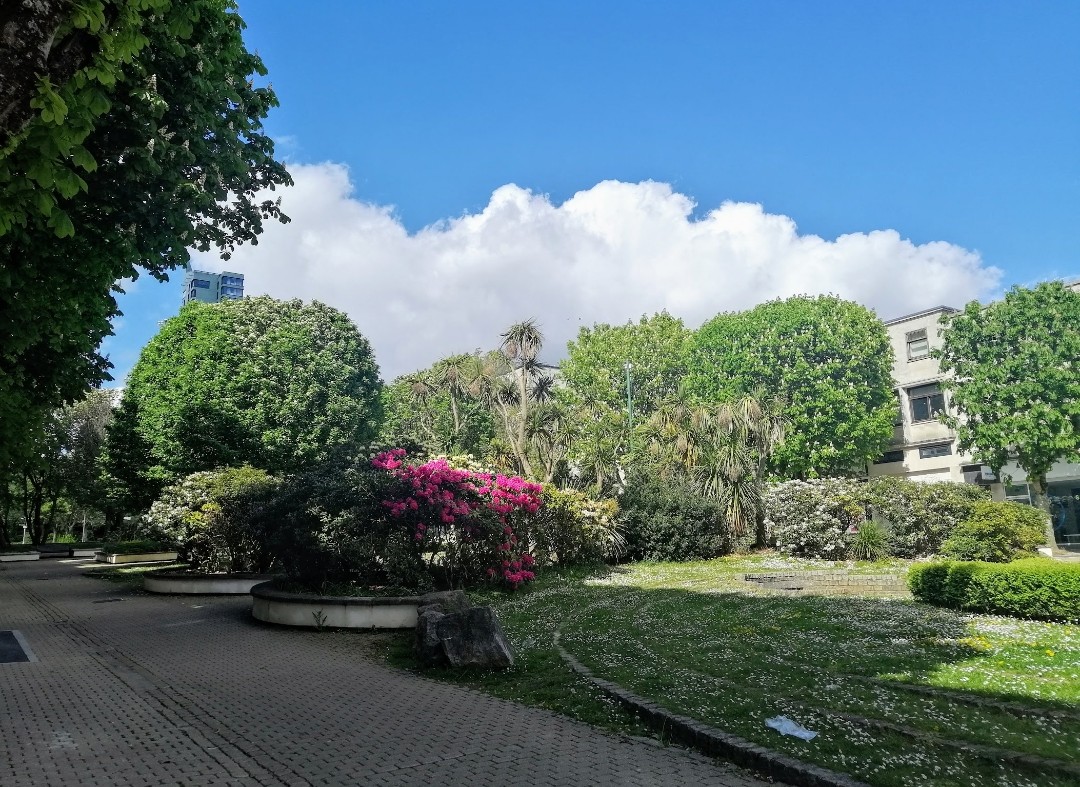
[869,306,977,484]
[871,280,1080,547]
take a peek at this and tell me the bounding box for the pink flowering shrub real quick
[372,449,543,589]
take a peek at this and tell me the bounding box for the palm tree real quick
[642,390,700,477]
[740,389,787,546]
[485,319,545,479]
[500,318,544,366]
[430,353,484,444]
[644,392,786,543]
[569,404,626,495]
[526,402,572,483]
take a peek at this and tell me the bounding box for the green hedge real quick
[909,559,1080,622]
[99,540,176,556]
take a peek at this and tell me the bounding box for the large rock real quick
[415,601,515,670]
[416,608,448,666]
[418,590,472,615]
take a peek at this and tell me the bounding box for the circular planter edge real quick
[144,571,277,595]
[250,581,423,629]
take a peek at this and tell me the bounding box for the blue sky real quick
[104,1,1079,382]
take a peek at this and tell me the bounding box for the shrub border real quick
[909,559,1080,622]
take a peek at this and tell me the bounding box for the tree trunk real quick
[449,392,461,444]
[1028,475,1057,550]
[511,366,535,479]
[753,455,768,548]
[30,488,46,545]
[516,369,534,478]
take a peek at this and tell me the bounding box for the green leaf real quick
[35,190,55,217]
[71,146,98,172]
[51,211,75,238]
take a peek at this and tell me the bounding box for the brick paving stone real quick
[1,560,781,786]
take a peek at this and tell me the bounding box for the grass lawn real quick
[398,555,1080,787]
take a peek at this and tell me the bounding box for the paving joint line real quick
[8,573,295,787]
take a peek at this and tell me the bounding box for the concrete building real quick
[182,269,245,305]
[871,280,1080,547]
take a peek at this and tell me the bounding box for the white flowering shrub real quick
[144,471,216,543]
[764,478,867,558]
[144,466,279,572]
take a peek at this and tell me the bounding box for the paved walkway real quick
[0,559,776,786]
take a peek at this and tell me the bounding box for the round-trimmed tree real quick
[106,296,382,509]
[684,295,895,479]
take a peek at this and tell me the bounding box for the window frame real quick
[905,328,930,361]
[918,442,952,459]
[875,450,905,465]
[908,383,946,423]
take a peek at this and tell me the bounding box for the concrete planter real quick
[144,570,276,595]
[70,548,99,558]
[95,551,179,564]
[0,552,40,562]
[250,581,422,629]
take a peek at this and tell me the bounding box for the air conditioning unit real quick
[980,466,997,481]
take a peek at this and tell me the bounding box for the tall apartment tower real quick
[182,269,245,305]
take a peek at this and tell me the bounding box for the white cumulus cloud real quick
[191,163,1002,379]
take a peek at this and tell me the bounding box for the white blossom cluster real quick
[143,471,218,543]
[763,478,866,558]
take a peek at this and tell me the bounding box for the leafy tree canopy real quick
[106,297,382,508]
[683,295,895,479]
[557,313,689,493]
[2,388,116,546]
[559,311,689,419]
[937,281,1080,512]
[0,0,290,475]
[1,0,163,168]
[379,355,496,457]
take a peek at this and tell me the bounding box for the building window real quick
[875,450,905,464]
[918,442,952,459]
[906,328,930,360]
[908,383,946,422]
[1005,483,1033,506]
[961,464,996,484]
[192,279,211,289]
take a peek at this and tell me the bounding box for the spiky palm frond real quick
[433,353,482,394]
[404,373,436,402]
[495,378,519,406]
[500,318,544,364]
[531,373,556,403]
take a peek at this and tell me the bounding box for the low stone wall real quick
[250,582,422,629]
[742,571,910,598]
[144,571,275,595]
[0,552,40,562]
[95,551,179,564]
